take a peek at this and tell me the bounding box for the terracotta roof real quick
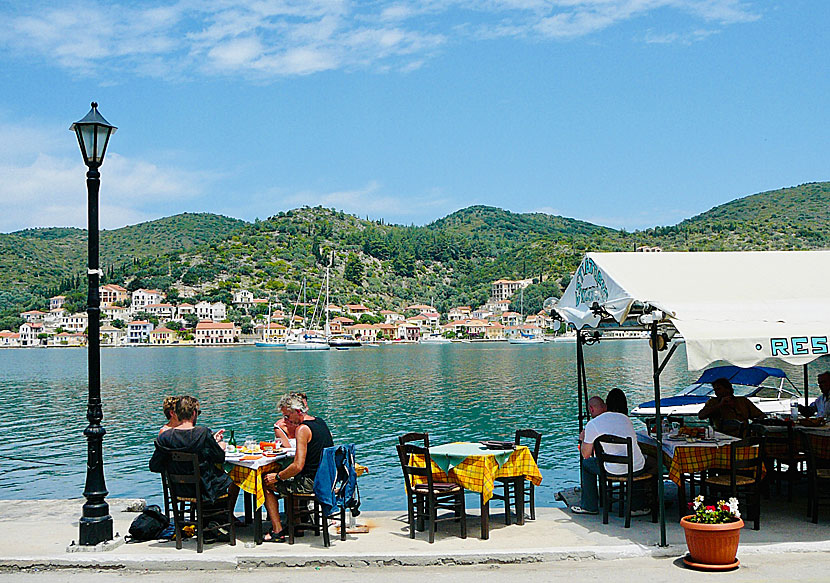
[146,303,174,308]
[129,320,151,325]
[21,310,46,315]
[379,310,400,315]
[196,321,235,330]
[151,327,175,334]
[344,304,369,310]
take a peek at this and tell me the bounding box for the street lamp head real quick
[70,102,117,168]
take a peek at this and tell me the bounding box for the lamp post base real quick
[79,515,113,546]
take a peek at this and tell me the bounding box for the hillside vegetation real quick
[0,182,827,320]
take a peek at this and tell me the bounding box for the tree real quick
[111,319,126,329]
[166,320,183,331]
[183,313,199,329]
[344,253,363,285]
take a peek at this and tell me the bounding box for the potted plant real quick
[680,495,744,570]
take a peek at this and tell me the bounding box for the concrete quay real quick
[0,498,827,572]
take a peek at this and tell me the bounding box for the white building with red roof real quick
[195,321,238,345]
[127,321,153,344]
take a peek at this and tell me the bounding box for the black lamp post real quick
[71,102,117,546]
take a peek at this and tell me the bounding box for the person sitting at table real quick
[273,391,307,447]
[149,395,239,508]
[698,377,765,435]
[262,392,333,542]
[799,371,830,418]
[571,394,650,516]
[605,388,628,415]
[159,396,180,435]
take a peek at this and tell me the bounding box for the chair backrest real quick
[720,419,749,438]
[728,436,764,487]
[396,443,435,495]
[166,451,202,500]
[752,424,795,459]
[515,429,542,461]
[594,434,633,479]
[399,432,429,447]
[801,431,830,470]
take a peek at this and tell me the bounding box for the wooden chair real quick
[719,419,749,438]
[594,435,658,528]
[492,429,541,524]
[704,436,764,530]
[166,451,236,553]
[396,443,466,543]
[753,424,805,502]
[399,432,429,447]
[800,431,830,524]
[281,491,347,546]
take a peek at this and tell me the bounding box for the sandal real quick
[263,528,288,543]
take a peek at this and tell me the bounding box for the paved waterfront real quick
[1,499,827,572]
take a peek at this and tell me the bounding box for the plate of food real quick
[479,440,516,450]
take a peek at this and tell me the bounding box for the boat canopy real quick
[695,365,786,386]
[556,251,830,370]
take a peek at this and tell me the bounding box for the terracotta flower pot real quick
[680,515,744,569]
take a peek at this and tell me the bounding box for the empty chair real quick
[396,442,466,543]
[492,429,542,524]
[800,431,830,524]
[594,434,658,528]
[704,436,764,530]
[399,432,430,447]
[165,451,236,553]
[753,424,805,501]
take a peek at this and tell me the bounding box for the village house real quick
[99,284,128,306]
[380,310,404,324]
[504,323,544,340]
[18,322,45,346]
[448,306,471,321]
[20,310,46,323]
[0,331,21,347]
[500,311,522,327]
[194,321,238,345]
[397,321,421,341]
[60,312,88,333]
[344,323,379,342]
[491,278,533,302]
[131,289,166,312]
[344,303,371,318]
[49,332,86,347]
[195,301,226,322]
[473,306,496,319]
[177,303,195,319]
[485,322,506,340]
[232,289,255,309]
[49,295,66,310]
[144,303,176,321]
[127,321,153,344]
[149,326,176,345]
[256,322,287,342]
[326,304,342,314]
[99,324,125,346]
[43,308,66,329]
[375,323,398,340]
[102,304,130,322]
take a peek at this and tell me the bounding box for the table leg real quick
[677,477,687,520]
[516,479,525,525]
[480,492,490,540]
[244,491,253,524]
[255,503,263,545]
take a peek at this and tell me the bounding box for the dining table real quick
[413,441,543,539]
[225,449,294,545]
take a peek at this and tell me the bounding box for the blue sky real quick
[0,1,827,232]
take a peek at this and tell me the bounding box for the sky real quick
[0,1,827,233]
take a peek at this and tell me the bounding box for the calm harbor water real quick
[1,343,823,510]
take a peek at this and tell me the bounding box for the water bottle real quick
[228,429,236,447]
[791,400,799,421]
[661,417,670,436]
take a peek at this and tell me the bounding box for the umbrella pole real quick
[650,322,667,547]
[804,364,809,407]
[577,330,585,433]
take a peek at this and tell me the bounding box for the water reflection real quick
[0,344,826,510]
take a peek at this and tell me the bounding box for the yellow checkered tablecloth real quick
[413,444,542,502]
[663,444,763,485]
[228,460,283,509]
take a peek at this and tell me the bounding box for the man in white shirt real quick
[571,395,648,515]
[799,371,830,418]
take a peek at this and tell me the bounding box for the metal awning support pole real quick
[804,364,809,407]
[576,330,586,433]
[651,321,667,548]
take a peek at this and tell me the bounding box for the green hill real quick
[0,181,827,319]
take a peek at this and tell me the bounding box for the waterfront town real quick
[0,278,561,347]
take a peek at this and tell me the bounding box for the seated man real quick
[698,377,765,434]
[262,393,333,542]
[799,371,830,418]
[149,395,237,508]
[571,395,650,516]
[273,391,307,448]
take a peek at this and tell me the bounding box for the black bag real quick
[128,504,168,541]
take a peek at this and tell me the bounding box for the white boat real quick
[255,300,286,347]
[631,365,801,419]
[329,334,361,349]
[285,260,331,351]
[508,336,546,344]
[420,334,451,344]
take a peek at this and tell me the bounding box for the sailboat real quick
[286,264,330,351]
[508,286,545,344]
[254,299,286,347]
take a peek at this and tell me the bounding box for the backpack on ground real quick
[127,504,169,541]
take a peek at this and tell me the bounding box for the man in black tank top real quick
[262,393,334,542]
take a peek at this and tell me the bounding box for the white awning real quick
[557,251,830,370]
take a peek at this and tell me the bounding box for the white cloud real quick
[0,123,218,231]
[0,1,761,79]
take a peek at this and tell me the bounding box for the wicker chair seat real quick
[817,469,830,480]
[413,482,462,494]
[706,474,757,487]
[606,471,654,483]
